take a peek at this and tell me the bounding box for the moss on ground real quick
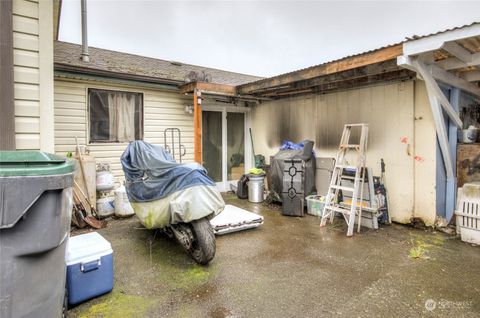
[78,290,157,318]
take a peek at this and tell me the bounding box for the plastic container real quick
[306,195,325,216]
[96,170,115,191]
[0,151,75,318]
[114,185,134,217]
[237,174,249,199]
[96,196,115,218]
[247,174,265,203]
[66,232,114,305]
[459,125,479,143]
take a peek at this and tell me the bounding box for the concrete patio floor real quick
[69,194,480,318]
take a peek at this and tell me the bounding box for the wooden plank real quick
[238,44,403,94]
[193,89,202,163]
[179,81,237,96]
[264,69,413,98]
[442,42,473,63]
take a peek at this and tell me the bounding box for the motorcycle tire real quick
[189,218,216,265]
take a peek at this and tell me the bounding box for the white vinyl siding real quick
[12,0,53,150]
[54,79,195,182]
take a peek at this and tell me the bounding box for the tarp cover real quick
[121,141,224,228]
[121,141,215,202]
[269,140,317,202]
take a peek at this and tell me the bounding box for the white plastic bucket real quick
[114,186,134,218]
[96,171,115,191]
[96,196,115,218]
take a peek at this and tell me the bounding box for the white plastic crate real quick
[455,183,480,245]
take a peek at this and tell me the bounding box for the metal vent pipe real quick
[80,0,89,62]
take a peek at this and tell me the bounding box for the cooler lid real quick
[66,232,112,265]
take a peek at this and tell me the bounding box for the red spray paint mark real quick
[414,155,425,162]
[400,136,408,144]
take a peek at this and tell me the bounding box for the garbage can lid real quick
[0,151,75,177]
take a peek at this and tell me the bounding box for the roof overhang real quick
[236,44,411,98]
[396,23,480,213]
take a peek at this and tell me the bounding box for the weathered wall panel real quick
[12,0,53,150]
[251,80,437,225]
[54,79,195,182]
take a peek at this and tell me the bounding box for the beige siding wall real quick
[54,79,194,181]
[251,80,437,225]
[13,0,53,151]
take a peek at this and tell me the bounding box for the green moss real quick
[78,291,156,318]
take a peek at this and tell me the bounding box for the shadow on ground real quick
[69,193,480,318]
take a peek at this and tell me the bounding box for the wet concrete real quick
[69,194,480,318]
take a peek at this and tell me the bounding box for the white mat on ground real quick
[210,204,264,235]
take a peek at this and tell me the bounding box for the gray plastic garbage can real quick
[0,151,75,318]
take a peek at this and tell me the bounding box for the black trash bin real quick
[0,151,75,318]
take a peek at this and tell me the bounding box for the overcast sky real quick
[59,0,480,78]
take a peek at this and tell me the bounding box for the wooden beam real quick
[285,60,402,92]
[428,63,480,97]
[436,52,480,70]
[462,70,480,82]
[193,89,202,164]
[179,81,237,96]
[0,0,15,150]
[442,41,473,63]
[398,56,463,127]
[237,44,403,94]
[413,59,463,128]
[263,69,413,98]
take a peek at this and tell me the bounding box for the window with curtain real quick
[88,89,143,143]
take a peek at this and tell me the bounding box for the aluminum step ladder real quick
[320,124,369,236]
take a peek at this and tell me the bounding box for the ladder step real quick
[345,124,367,127]
[340,144,360,149]
[325,205,352,215]
[330,185,355,192]
[335,164,357,170]
[340,175,356,180]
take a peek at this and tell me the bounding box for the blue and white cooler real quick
[66,232,114,305]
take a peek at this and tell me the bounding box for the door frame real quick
[202,104,252,192]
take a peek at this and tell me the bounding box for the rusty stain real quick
[414,155,425,162]
[400,136,408,144]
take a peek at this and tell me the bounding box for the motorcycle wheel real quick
[189,218,216,265]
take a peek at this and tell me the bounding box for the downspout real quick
[80,0,89,62]
[0,0,15,150]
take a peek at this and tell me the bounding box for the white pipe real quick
[81,0,89,62]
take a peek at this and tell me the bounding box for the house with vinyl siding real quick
[2,1,480,228]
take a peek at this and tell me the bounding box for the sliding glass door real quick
[202,107,249,191]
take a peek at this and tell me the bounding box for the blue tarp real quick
[121,141,215,202]
[280,140,315,156]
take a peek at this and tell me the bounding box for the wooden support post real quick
[193,88,202,163]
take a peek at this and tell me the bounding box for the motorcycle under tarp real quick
[121,141,224,229]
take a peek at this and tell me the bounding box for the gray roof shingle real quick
[54,41,263,86]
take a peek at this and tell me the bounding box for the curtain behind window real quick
[116,93,135,142]
[89,89,143,142]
